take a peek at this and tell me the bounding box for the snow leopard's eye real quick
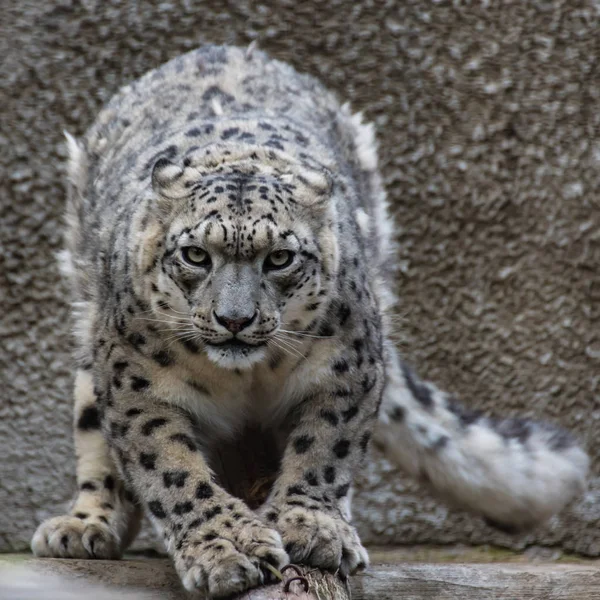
[181,247,211,267]
[264,250,294,271]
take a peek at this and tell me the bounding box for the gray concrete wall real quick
[2,0,599,554]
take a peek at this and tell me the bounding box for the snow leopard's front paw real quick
[174,510,288,597]
[263,504,369,576]
[31,515,121,559]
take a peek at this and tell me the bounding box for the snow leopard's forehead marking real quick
[170,173,310,259]
[148,143,335,266]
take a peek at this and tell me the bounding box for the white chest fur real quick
[153,338,339,439]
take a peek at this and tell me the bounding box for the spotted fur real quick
[32,45,588,597]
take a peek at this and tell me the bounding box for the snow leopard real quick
[31,44,588,598]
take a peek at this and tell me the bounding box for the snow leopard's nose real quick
[213,310,257,334]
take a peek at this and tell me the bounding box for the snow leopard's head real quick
[140,145,339,369]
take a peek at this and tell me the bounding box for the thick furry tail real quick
[374,346,589,532]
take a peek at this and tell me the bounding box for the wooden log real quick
[0,557,350,600]
[2,553,600,599]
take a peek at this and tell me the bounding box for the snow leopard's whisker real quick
[163,335,195,348]
[272,335,307,360]
[134,305,194,318]
[166,307,195,316]
[268,339,297,360]
[162,329,199,344]
[278,328,333,339]
[274,336,310,359]
[155,326,193,333]
[279,323,334,338]
[271,335,300,354]
[136,321,192,330]
[165,331,204,350]
[141,321,193,333]
[134,306,188,317]
[134,316,192,325]
[161,326,197,338]
[274,332,304,346]
[151,305,195,316]
[134,313,191,321]
[153,323,193,330]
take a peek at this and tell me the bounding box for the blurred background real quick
[2,0,599,556]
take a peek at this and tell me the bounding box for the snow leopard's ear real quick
[151,158,189,216]
[281,165,334,210]
[152,157,185,195]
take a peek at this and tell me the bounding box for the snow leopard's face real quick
[148,162,339,370]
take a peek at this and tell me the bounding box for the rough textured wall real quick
[2,0,599,554]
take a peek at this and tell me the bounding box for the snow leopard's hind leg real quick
[374,341,589,531]
[31,369,142,559]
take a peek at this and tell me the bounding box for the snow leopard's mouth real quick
[204,337,269,370]
[204,338,267,351]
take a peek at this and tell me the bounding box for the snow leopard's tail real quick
[374,344,589,532]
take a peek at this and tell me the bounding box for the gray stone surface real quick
[2,0,599,554]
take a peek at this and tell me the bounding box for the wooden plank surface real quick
[2,549,600,599]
